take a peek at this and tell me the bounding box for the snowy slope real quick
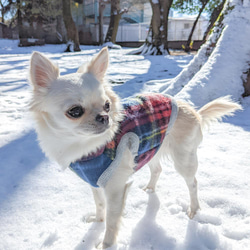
[0,40,250,250]
[175,1,250,107]
[162,0,250,108]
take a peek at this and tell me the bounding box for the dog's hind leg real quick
[143,160,162,192]
[167,101,203,218]
[185,176,200,219]
[171,148,200,219]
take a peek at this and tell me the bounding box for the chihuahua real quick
[29,47,242,249]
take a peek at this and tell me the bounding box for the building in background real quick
[1,0,208,49]
[72,1,208,46]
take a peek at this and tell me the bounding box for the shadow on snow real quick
[112,54,193,99]
[0,130,45,206]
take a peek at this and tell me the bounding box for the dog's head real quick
[29,48,123,166]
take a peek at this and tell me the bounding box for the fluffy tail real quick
[198,96,242,129]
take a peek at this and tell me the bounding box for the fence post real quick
[94,0,98,24]
[139,22,141,41]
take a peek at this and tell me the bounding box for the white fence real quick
[90,19,208,43]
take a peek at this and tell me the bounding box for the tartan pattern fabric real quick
[105,93,172,171]
[70,94,176,187]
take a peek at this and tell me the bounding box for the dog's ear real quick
[87,47,109,82]
[29,52,59,90]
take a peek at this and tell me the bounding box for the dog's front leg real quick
[101,149,134,249]
[102,180,132,249]
[87,187,106,223]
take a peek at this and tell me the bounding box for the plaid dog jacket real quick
[70,93,178,188]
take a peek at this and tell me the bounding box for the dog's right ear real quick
[29,52,59,91]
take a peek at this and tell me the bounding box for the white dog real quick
[29,48,242,249]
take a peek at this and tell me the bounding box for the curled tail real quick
[198,96,242,129]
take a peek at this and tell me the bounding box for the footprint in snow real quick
[194,211,222,226]
[41,231,59,248]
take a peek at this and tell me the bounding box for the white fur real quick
[29,48,242,249]
[29,48,123,169]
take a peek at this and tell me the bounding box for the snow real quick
[102,42,122,50]
[0,36,250,250]
[163,0,250,108]
[151,0,159,4]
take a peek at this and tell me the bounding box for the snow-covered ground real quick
[0,40,249,250]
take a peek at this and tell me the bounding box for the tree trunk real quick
[202,0,226,43]
[185,0,208,52]
[161,0,173,52]
[147,0,173,54]
[35,15,44,39]
[62,0,81,52]
[129,0,173,55]
[99,1,106,45]
[17,0,24,39]
[0,2,4,23]
[149,1,162,51]
[105,0,125,44]
[243,68,250,97]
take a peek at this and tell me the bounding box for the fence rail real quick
[90,22,206,43]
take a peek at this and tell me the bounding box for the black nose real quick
[96,114,109,125]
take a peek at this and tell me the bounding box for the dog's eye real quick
[104,101,110,112]
[66,106,85,119]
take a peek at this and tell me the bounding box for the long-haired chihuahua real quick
[29,48,242,249]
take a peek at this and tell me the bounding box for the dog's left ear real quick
[87,47,109,82]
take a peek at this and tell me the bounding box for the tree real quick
[16,0,24,38]
[0,0,13,23]
[185,0,209,52]
[162,0,250,105]
[62,0,81,51]
[172,0,227,52]
[104,0,147,45]
[202,0,226,42]
[130,0,173,55]
[161,0,231,96]
[104,0,128,44]
[99,0,106,45]
[11,0,62,40]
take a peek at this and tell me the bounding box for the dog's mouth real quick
[77,117,114,137]
[93,124,111,135]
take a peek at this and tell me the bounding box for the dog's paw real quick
[187,210,196,219]
[96,242,116,249]
[187,207,200,219]
[143,186,155,193]
[96,241,103,249]
[84,214,104,223]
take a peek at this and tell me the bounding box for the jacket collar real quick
[77,146,106,162]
